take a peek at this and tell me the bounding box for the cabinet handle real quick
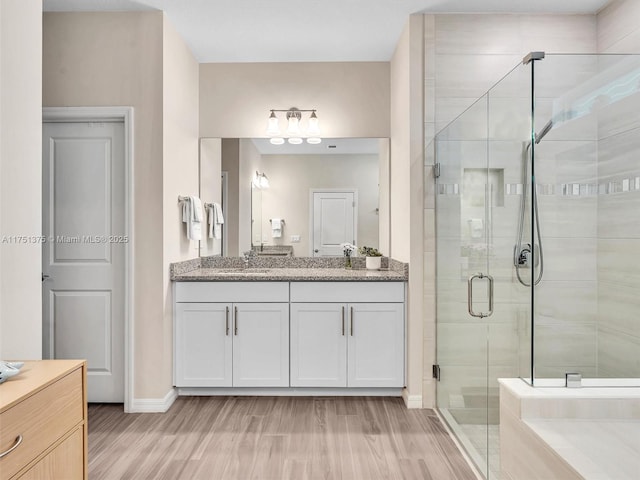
[234,306,238,335]
[350,306,354,336]
[225,306,229,336]
[0,435,22,458]
[341,306,345,336]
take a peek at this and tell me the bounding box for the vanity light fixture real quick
[253,171,270,189]
[267,107,321,145]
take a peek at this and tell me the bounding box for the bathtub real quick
[499,378,640,480]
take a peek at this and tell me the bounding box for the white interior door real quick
[42,121,125,403]
[312,191,356,256]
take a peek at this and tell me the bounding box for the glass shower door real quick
[435,60,533,479]
[435,94,492,477]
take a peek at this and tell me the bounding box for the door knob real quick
[314,249,319,253]
[42,274,51,282]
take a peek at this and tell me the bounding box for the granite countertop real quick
[172,267,406,282]
[170,256,409,282]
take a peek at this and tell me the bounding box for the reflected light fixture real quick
[253,171,270,189]
[267,107,321,145]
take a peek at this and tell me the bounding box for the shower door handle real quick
[467,273,494,318]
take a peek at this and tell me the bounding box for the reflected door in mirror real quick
[311,191,356,256]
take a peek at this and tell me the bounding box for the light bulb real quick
[287,116,301,135]
[288,137,303,145]
[307,111,320,136]
[307,138,322,144]
[270,137,285,145]
[266,111,280,136]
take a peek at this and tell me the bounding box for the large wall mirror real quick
[199,138,390,258]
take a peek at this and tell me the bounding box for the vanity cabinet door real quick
[232,303,289,387]
[290,303,347,387]
[175,303,233,387]
[347,303,404,388]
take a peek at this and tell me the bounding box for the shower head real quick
[535,119,554,144]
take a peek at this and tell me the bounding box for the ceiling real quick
[43,0,611,63]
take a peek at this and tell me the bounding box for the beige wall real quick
[162,15,200,397]
[390,15,425,407]
[44,12,167,399]
[221,139,240,256]
[199,138,222,256]
[199,62,390,138]
[0,0,42,359]
[259,154,379,257]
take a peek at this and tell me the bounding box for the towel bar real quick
[269,218,285,224]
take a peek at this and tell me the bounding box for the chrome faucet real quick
[243,250,255,268]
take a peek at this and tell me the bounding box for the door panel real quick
[347,303,404,387]
[42,121,125,403]
[312,191,355,256]
[53,291,112,372]
[290,303,347,387]
[232,303,289,387]
[175,303,232,387]
[50,137,111,262]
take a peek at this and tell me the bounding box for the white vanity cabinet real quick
[290,282,405,388]
[175,302,232,387]
[174,282,289,388]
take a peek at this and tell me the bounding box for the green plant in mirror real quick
[358,246,382,257]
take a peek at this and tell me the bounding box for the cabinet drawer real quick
[0,368,83,480]
[290,282,405,303]
[19,428,84,480]
[175,282,289,303]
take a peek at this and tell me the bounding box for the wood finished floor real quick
[88,397,477,480]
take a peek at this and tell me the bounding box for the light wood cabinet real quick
[0,360,87,480]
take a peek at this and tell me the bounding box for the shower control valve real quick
[514,243,539,268]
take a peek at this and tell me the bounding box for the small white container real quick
[365,256,382,270]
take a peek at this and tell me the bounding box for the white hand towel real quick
[182,196,202,241]
[213,202,224,240]
[271,218,282,239]
[206,202,224,239]
[206,204,214,239]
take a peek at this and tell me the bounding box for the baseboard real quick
[130,388,178,413]
[177,387,402,397]
[402,388,423,408]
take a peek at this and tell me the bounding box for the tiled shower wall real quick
[423,13,598,408]
[596,0,640,378]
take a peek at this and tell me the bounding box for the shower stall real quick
[431,52,640,479]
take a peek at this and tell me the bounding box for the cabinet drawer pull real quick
[341,306,345,336]
[350,306,354,336]
[0,435,23,458]
[225,306,230,336]
[234,306,238,335]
